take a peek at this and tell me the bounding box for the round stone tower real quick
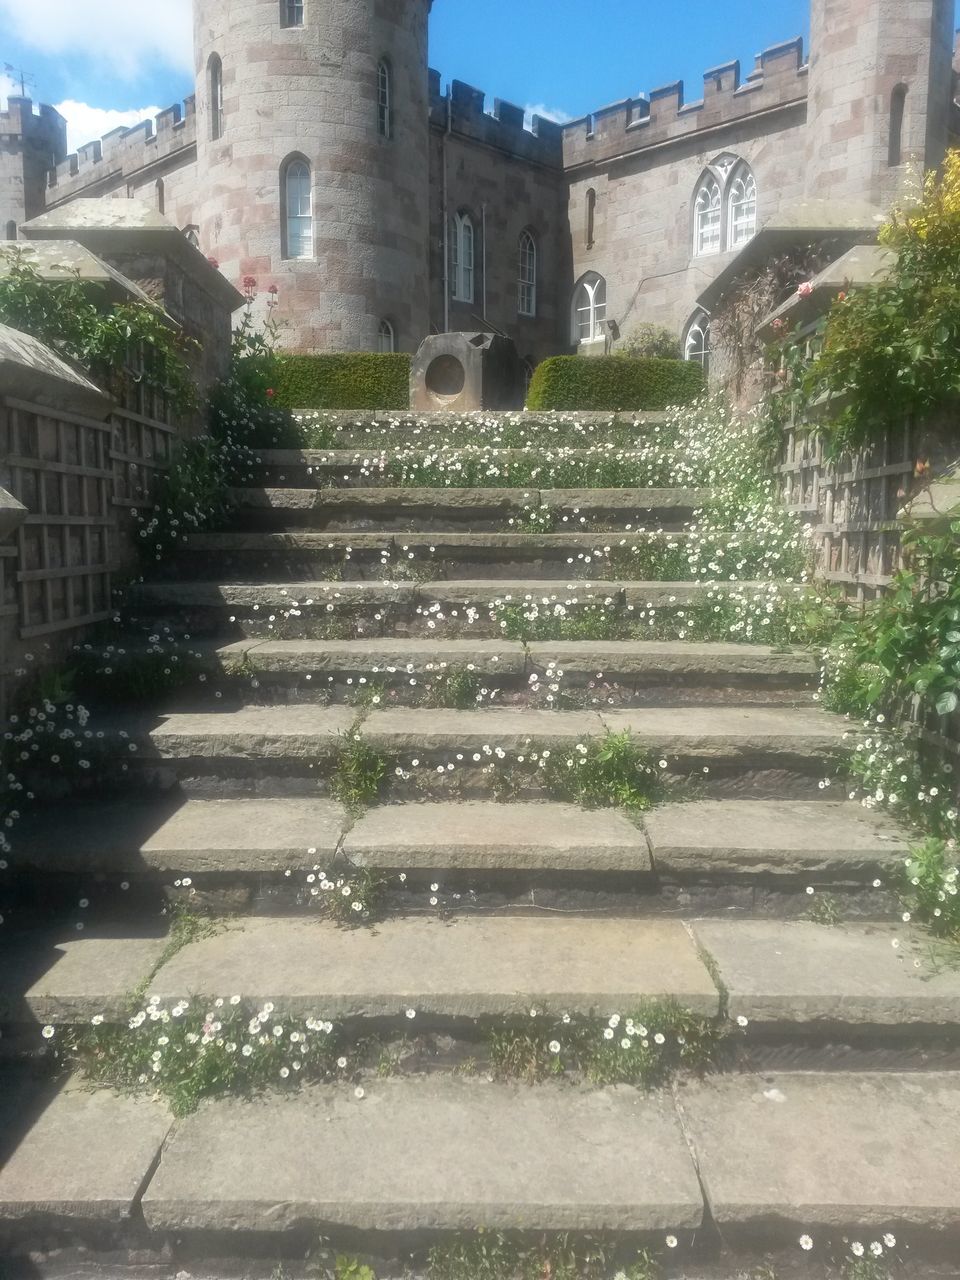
[193,0,433,353]
[805,0,955,209]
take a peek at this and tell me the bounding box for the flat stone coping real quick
[232,486,706,511]
[0,1076,170,1226]
[360,707,604,751]
[132,581,418,607]
[0,934,168,1023]
[681,1071,960,1233]
[149,916,719,1018]
[646,801,908,874]
[141,1078,703,1235]
[692,920,960,1025]
[219,637,528,675]
[343,801,651,871]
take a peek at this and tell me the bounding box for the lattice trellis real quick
[780,416,915,602]
[111,407,177,508]
[3,397,115,638]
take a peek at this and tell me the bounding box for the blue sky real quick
[0,0,956,150]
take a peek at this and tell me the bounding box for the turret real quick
[0,97,67,240]
[192,0,433,353]
[805,0,955,208]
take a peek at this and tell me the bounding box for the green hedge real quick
[272,353,411,411]
[527,356,704,412]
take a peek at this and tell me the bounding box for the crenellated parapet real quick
[562,38,807,171]
[45,98,197,204]
[0,96,67,160]
[429,71,564,168]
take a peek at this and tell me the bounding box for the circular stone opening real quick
[425,354,466,399]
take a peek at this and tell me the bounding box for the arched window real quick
[727,165,757,250]
[518,229,537,317]
[378,319,396,354]
[452,211,475,303]
[694,173,722,257]
[585,188,596,249]
[377,60,392,139]
[5,220,17,241]
[281,0,304,27]
[208,55,224,141]
[155,179,165,215]
[684,310,711,374]
[572,272,607,344]
[282,157,313,260]
[889,84,908,167]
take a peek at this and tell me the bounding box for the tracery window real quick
[518,229,537,317]
[452,211,475,303]
[693,157,758,256]
[684,310,711,374]
[571,272,607,344]
[377,60,392,139]
[282,157,313,260]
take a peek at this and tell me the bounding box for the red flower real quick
[243,275,257,290]
[266,388,275,399]
[797,281,814,299]
[207,256,220,269]
[268,284,279,295]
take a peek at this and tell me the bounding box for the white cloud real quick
[54,100,165,154]
[524,103,574,129]
[0,0,192,80]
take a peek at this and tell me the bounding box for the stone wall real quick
[0,98,66,238]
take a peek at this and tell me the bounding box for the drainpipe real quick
[442,88,452,333]
[481,202,487,321]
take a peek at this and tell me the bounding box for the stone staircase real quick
[2,411,960,1277]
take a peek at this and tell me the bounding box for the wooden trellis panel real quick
[779,416,915,602]
[111,407,177,508]
[2,397,115,638]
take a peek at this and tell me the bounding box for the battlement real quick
[46,98,197,204]
[562,37,807,170]
[429,70,564,167]
[0,96,67,159]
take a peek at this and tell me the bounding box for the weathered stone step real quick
[202,636,815,692]
[10,916,960,1037]
[6,1071,959,1258]
[129,578,807,640]
[229,486,705,531]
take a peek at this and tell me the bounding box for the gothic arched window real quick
[727,165,757,249]
[889,84,908,167]
[378,319,396,353]
[452,211,475,303]
[693,157,758,256]
[377,60,392,139]
[518,229,537,317]
[684,310,711,374]
[571,272,607,344]
[208,54,224,141]
[282,156,313,259]
[694,173,722,257]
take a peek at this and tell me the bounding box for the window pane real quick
[728,171,757,248]
[286,163,313,258]
[695,175,722,256]
[518,233,536,316]
[284,0,304,24]
[378,62,391,138]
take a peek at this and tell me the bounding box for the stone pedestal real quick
[410,333,525,412]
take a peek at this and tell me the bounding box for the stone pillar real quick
[805,0,955,209]
[192,0,433,355]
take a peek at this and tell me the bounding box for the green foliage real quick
[427,1231,661,1280]
[309,868,389,927]
[334,1257,377,1280]
[0,249,196,410]
[901,838,960,937]
[331,735,389,811]
[799,151,960,451]
[66,998,344,1117]
[273,353,411,411]
[527,356,704,412]
[489,1000,724,1089]
[614,323,682,361]
[543,732,660,811]
[135,434,240,561]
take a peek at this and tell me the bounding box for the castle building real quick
[1,0,957,373]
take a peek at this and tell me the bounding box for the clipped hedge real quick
[527,356,704,412]
[272,353,411,411]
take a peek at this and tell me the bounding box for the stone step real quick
[128,578,806,640]
[5,1070,959,1258]
[229,486,706,532]
[7,796,901,920]
[169,529,721,583]
[9,916,960,1037]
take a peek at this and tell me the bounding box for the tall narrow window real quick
[155,179,165,215]
[518,229,537,317]
[452,211,475,303]
[694,173,722,257]
[209,55,224,141]
[889,84,908,167]
[684,310,711,374]
[585,188,596,249]
[378,319,396,353]
[377,60,392,139]
[571,272,607,344]
[281,0,304,27]
[727,166,757,249]
[282,158,313,259]
[5,220,17,241]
